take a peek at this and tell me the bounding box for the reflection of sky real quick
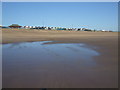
[3,41,100,66]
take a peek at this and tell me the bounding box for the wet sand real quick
[2,29,118,88]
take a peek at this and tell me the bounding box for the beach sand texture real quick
[2,29,118,88]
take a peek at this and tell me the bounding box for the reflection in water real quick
[3,41,100,88]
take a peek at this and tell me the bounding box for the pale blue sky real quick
[2,2,118,31]
[1,0,120,2]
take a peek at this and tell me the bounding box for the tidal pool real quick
[3,41,100,88]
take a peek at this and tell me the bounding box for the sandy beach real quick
[2,29,118,88]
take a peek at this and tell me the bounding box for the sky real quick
[1,0,120,2]
[2,2,118,31]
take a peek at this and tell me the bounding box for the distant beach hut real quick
[9,24,22,28]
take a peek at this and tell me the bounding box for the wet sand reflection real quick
[3,41,112,88]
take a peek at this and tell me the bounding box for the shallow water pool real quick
[3,41,100,88]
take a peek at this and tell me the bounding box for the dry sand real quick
[2,28,118,88]
[2,29,118,44]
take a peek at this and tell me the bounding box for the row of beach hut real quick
[0,24,112,32]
